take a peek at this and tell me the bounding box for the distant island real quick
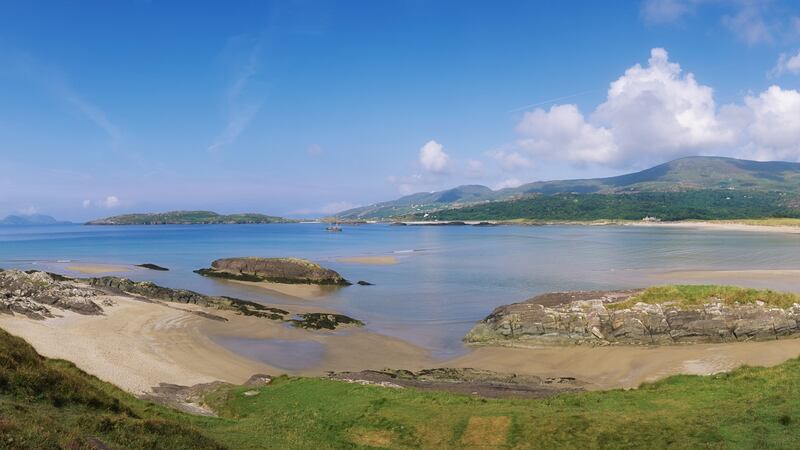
[87,210,295,225]
[0,214,71,225]
[336,156,800,222]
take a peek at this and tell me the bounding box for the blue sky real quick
[2,0,800,220]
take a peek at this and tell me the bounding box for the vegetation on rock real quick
[87,211,295,225]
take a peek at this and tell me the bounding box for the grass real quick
[6,324,800,448]
[609,284,800,310]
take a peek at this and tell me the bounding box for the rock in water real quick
[136,263,169,271]
[464,290,800,346]
[195,257,351,285]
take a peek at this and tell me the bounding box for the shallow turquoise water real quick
[2,223,800,358]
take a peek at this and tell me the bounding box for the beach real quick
[3,283,800,395]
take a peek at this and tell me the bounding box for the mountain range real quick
[0,214,70,225]
[336,156,800,220]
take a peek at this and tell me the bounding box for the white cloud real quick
[208,37,263,153]
[641,0,691,24]
[494,178,523,190]
[722,4,773,46]
[514,48,800,166]
[731,85,800,161]
[771,50,800,77]
[419,140,450,173]
[465,159,485,178]
[306,144,324,156]
[82,199,92,208]
[642,1,794,46]
[18,206,38,215]
[516,104,618,166]
[490,150,533,171]
[101,196,120,208]
[516,48,735,167]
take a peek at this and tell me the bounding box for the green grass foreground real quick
[3,326,800,449]
[610,284,800,310]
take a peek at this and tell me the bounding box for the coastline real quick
[392,218,800,234]
[3,283,800,395]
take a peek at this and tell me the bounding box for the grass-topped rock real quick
[195,257,351,286]
[465,285,800,346]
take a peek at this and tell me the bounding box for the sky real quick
[1,0,800,220]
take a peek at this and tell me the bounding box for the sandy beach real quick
[3,285,800,395]
[452,340,800,390]
[0,292,433,394]
[626,220,800,234]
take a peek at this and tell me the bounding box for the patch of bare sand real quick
[218,278,342,300]
[627,221,800,234]
[451,339,800,390]
[64,264,132,274]
[199,313,434,376]
[337,255,398,265]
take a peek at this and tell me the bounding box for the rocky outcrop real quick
[0,270,363,330]
[465,290,800,346]
[196,257,351,285]
[0,270,104,319]
[83,276,362,329]
[328,368,583,399]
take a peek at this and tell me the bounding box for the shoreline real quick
[389,219,800,234]
[3,283,800,394]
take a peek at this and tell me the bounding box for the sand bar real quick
[337,255,399,265]
[64,263,133,274]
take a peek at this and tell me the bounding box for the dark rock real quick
[290,313,363,330]
[356,280,374,286]
[197,257,351,286]
[465,290,800,346]
[136,263,169,271]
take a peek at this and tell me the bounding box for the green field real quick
[4,324,800,449]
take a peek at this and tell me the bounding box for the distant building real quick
[642,216,661,222]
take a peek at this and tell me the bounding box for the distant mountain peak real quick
[0,214,69,225]
[336,156,800,220]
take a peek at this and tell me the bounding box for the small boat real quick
[326,224,342,232]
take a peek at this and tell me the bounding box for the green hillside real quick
[87,210,295,225]
[6,325,800,448]
[337,156,800,220]
[410,190,800,222]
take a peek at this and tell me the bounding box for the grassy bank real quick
[610,284,800,310]
[4,326,800,448]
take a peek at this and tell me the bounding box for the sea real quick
[2,223,800,359]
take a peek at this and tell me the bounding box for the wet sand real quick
[452,340,800,390]
[3,289,800,395]
[337,255,399,265]
[0,293,434,394]
[221,278,343,300]
[627,220,800,234]
[64,263,133,274]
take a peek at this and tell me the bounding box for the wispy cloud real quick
[1,46,123,148]
[208,37,264,153]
